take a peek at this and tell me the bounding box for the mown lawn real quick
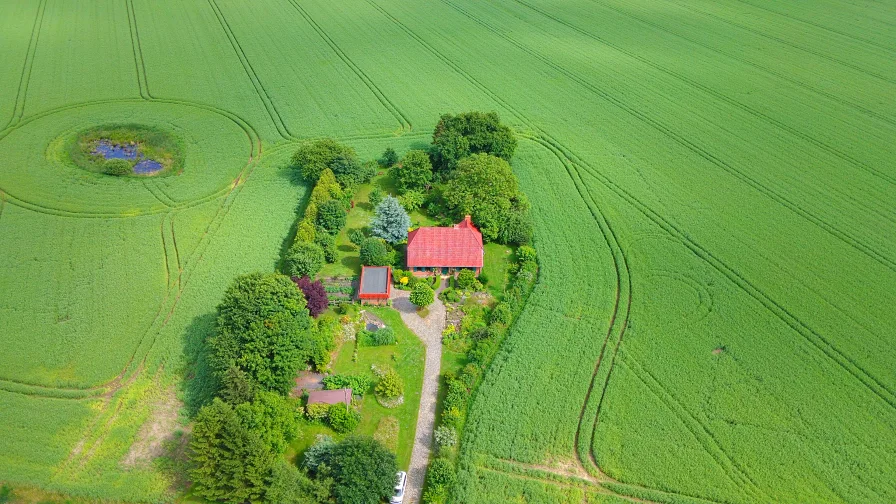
[288,307,424,470]
[319,171,439,278]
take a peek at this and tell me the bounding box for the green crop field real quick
[1,0,894,502]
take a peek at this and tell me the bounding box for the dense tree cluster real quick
[292,139,375,187]
[430,111,517,173]
[443,153,531,243]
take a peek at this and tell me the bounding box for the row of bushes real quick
[422,246,539,504]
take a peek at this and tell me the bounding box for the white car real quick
[390,471,408,504]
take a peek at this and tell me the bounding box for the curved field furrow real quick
[437,0,896,275]
[508,0,896,190]
[584,0,896,129]
[728,0,896,54]
[664,0,896,85]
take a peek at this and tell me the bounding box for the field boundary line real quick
[509,0,896,190]
[205,0,294,139]
[584,0,896,130]
[439,0,896,274]
[663,0,896,86]
[284,0,412,134]
[4,0,47,129]
[125,0,151,99]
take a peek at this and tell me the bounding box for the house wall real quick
[409,266,480,277]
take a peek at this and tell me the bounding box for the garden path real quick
[390,279,446,504]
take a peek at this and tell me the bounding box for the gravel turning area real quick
[391,279,446,504]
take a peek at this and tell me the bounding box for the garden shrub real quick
[314,230,337,263]
[375,368,404,399]
[316,199,347,234]
[359,327,396,346]
[284,241,324,278]
[439,288,460,303]
[456,269,477,290]
[323,374,373,395]
[434,425,457,451]
[410,282,434,308]
[398,190,425,212]
[304,434,336,473]
[327,402,360,433]
[305,403,330,423]
[349,229,366,248]
[368,187,384,208]
[426,458,457,490]
[104,158,132,176]
[379,147,398,168]
[296,217,316,243]
[517,245,537,264]
[359,237,394,266]
[292,139,356,184]
[489,302,512,326]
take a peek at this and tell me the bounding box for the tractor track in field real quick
[509,0,896,193]
[664,0,896,86]
[622,355,762,494]
[582,0,896,131]
[126,0,151,99]
[729,0,896,56]
[476,466,661,504]
[3,0,46,130]
[284,0,412,134]
[439,0,896,276]
[206,0,295,140]
[485,457,739,504]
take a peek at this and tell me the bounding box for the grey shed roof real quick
[360,266,389,294]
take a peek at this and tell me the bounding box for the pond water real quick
[93,140,139,160]
[134,159,163,174]
[92,139,164,175]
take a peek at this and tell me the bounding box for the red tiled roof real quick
[407,216,484,268]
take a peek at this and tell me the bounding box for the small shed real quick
[359,265,391,304]
[307,388,352,407]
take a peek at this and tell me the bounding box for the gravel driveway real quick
[391,279,446,504]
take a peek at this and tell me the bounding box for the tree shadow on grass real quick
[179,313,219,419]
[338,244,355,253]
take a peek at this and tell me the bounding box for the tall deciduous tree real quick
[208,273,315,395]
[329,437,398,504]
[292,139,356,183]
[443,153,526,242]
[430,111,516,172]
[370,196,411,244]
[392,149,433,193]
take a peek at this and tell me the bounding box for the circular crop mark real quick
[68,124,184,178]
[0,100,252,216]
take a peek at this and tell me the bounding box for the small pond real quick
[92,140,164,175]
